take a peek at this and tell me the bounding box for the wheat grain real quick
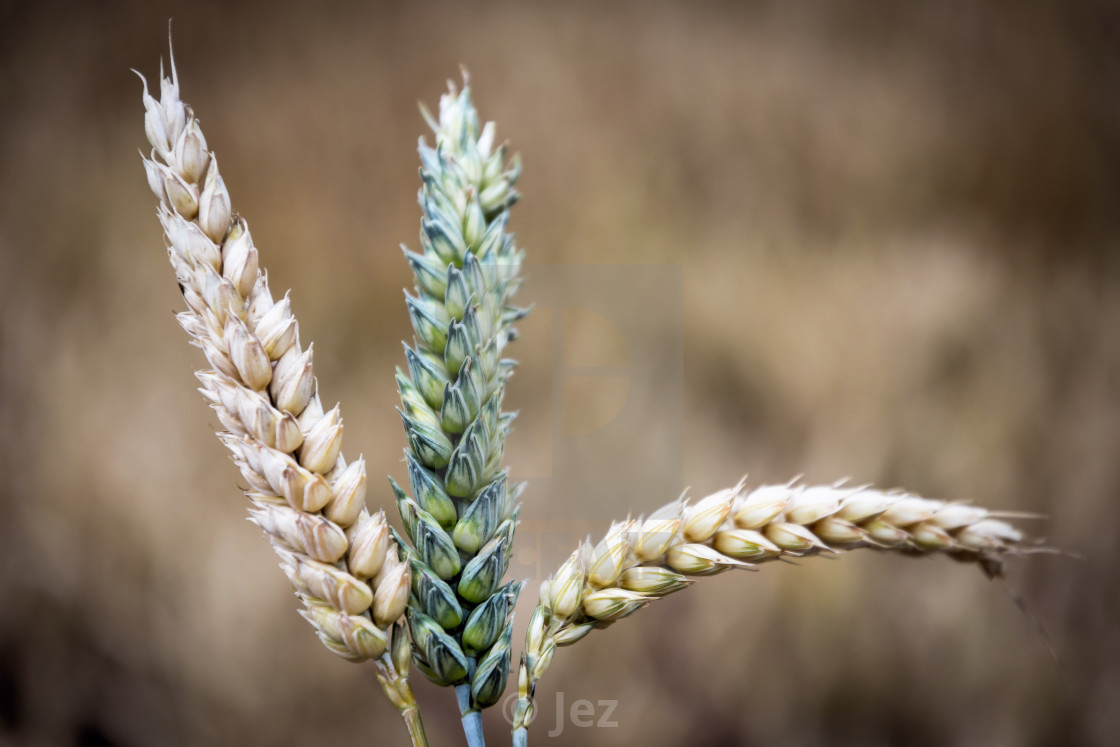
[512,478,1035,739]
[136,44,427,745]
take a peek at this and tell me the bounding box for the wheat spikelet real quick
[390,73,527,734]
[512,478,1035,736]
[135,46,426,735]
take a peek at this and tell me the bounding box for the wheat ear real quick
[136,46,426,745]
[512,478,1035,742]
[391,76,527,746]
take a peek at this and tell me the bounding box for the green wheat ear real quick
[392,76,529,739]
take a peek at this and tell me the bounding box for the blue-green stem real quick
[456,658,485,747]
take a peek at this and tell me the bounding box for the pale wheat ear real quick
[136,42,427,746]
[511,482,1039,744]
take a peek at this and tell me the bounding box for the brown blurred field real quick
[2,1,1118,745]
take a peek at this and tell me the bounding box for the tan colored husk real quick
[513,477,1036,732]
[136,52,411,664]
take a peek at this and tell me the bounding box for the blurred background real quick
[1,0,1118,744]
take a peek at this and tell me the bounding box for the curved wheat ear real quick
[392,74,527,740]
[512,478,1036,740]
[135,46,426,742]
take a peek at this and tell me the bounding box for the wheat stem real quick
[455,656,486,747]
[402,708,429,747]
[136,40,422,739]
[456,681,486,747]
[512,478,1037,738]
[375,646,428,747]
